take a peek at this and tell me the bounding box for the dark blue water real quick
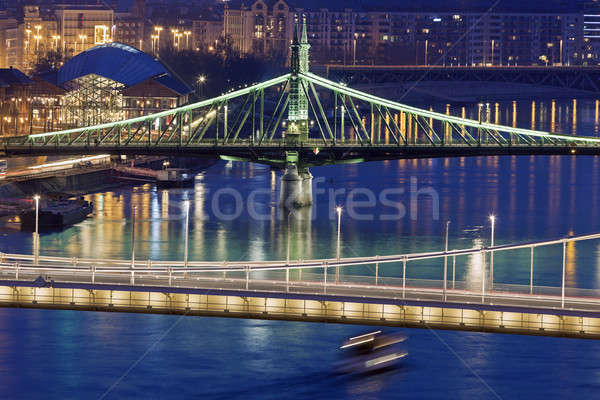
[1,97,600,399]
[1,309,599,399]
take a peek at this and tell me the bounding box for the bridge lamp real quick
[33,194,41,263]
[183,200,190,275]
[131,205,137,270]
[33,195,40,236]
[336,206,342,283]
[197,75,206,97]
[489,214,496,288]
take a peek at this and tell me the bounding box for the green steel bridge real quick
[1,71,599,166]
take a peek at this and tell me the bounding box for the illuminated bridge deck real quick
[3,232,600,340]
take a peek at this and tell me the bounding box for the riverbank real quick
[0,156,217,199]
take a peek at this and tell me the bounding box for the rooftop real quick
[0,68,33,88]
[56,42,192,95]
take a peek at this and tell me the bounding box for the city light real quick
[0,2,600,395]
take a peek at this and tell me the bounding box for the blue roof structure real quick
[0,68,33,87]
[57,42,192,95]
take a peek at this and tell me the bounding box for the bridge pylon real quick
[286,14,310,144]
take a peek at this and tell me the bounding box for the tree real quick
[33,50,64,75]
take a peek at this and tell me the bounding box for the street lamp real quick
[184,30,191,49]
[336,206,342,283]
[131,205,137,270]
[151,34,157,54]
[286,210,292,264]
[489,214,496,289]
[154,26,163,53]
[52,35,60,51]
[353,32,358,65]
[25,29,31,51]
[183,200,190,275]
[443,220,450,301]
[171,28,179,48]
[33,194,40,264]
[78,34,87,52]
[197,75,206,97]
[33,195,40,236]
[34,34,42,51]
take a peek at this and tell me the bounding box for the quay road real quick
[4,264,600,317]
[3,231,600,338]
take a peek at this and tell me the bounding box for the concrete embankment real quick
[0,157,217,200]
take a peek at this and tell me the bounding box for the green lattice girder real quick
[25,74,291,140]
[301,72,600,145]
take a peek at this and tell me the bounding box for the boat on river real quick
[20,198,93,232]
[335,331,408,374]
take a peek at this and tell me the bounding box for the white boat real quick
[335,331,408,374]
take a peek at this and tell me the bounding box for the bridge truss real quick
[2,71,600,167]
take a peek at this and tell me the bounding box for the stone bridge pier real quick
[279,164,313,208]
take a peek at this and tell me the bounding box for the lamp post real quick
[34,24,41,52]
[25,29,31,52]
[171,28,179,49]
[183,200,190,276]
[34,34,42,52]
[353,32,358,65]
[559,39,563,65]
[154,26,163,53]
[33,194,40,264]
[184,31,191,49]
[286,210,291,265]
[489,214,495,289]
[286,210,292,291]
[197,75,206,98]
[52,35,60,51]
[78,34,87,52]
[33,194,40,236]
[131,205,137,270]
[443,220,450,301]
[151,34,157,54]
[336,206,342,283]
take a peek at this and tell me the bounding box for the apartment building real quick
[224,0,589,66]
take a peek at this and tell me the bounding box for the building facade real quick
[192,19,222,52]
[224,0,590,66]
[224,0,293,58]
[54,4,114,59]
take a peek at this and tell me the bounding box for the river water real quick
[1,96,600,399]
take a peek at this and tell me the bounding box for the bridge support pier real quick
[280,164,312,208]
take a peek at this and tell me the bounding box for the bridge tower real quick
[287,14,310,142]
[281,15,312,208]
